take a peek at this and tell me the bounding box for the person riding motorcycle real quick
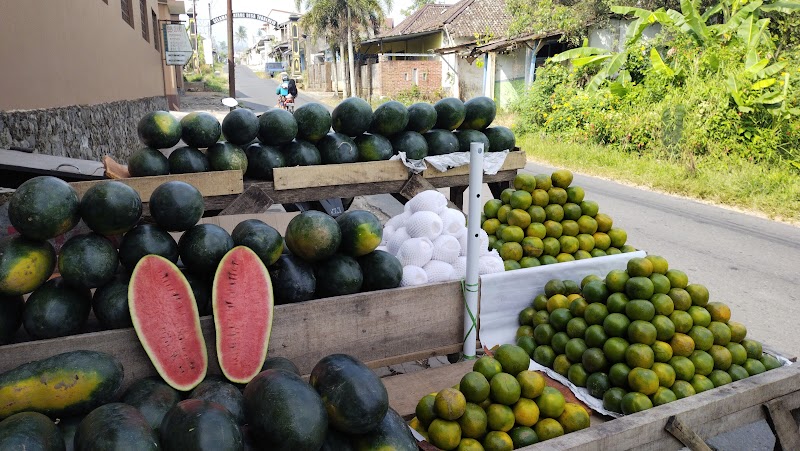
[276,72,297,110]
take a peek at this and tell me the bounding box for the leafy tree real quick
[235,25,248,46]
[401,0,435,17]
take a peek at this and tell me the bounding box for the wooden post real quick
[763,396,800,451]
[664,416,713,451]
[226,0,235,98]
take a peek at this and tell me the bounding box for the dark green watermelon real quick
[231,219,284,267]
[0,412,63,451]
[57,233,118,288]
[262,357,301,375]
[370,101,408,137]
[259,109,298,146]
[181,269,212,315]
[316,133,358,164]
[313,254,363,298]
[92,274,132,330]
[128,147,170,176]
[434,97,466,130]
[207,142,248,172]
[406,102,437,133]
[178,223,235,276]
[0,295,23,345]
[58,415,82,451]
[484,125,516,152]
[222,109,259,145]
[309,353,388,434]
[122,377,181,435]
[168,146,210,173]
[245,143,285,180]
[161,399,243,451]
[243,369,327,451]
[424,129,459,156]
[138,111,182,149]
[355,134,393,161]
[181,112,222,148]
[22,277,91,339]
[0,236,56,297]
[294,103,332,143]
[332,97,373,137]
[460,96,497,130]
[75,403,159,450]
[390,131,428,160]
[352,408,417,451]
[149,181,205,232]
[357,250,403,291]
[281,140,322,166]
[190,380,246,425]
[79,181,143,236]
[336,210,382,257]
[268,254,316,304]
[118,223,179,271]
[8,176,80,240]
[455,129,491,153]
[321,427,353,451]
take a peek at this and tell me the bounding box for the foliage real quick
[235,25,248,46]
[401,0,435,17]
[389,85,447,105]
[513,0,800,172]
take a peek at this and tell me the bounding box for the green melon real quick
[357,250,403,291]
[294,103,332,143]
[259,109,298,146]
[316,132,358,164]
[370,101,409,136]
[390,131,428,160]
[58,233,118,289]
[332,97,373,137]
[118,223,179,271]
[336,210,382,257]
[424,129,460,155]
[79,180,143,236]
[178,224,235,276]
[8,176,80,240]
[128,147,170,176]
[313,254,363,298]
[284,211,341,262]
[282,140,322,166]
[484,126,516,152]
[243,369,327,451]
[168,146,210,173]
[222,109,259,145]
[262,356,301,375]
[455,129,491,153]
[92,274,132,330]
[22,277,92,340]
[406,102,437,133]
[149,181,205,232]
[182,270,212,316]
[161,399,243,450]
[231,219,284,267]
[181,111,222,148]
[268,254,316,304]
[190,379,246,425]
[207,142,248,172]
[122,377,181,435]
[0,295,24,345]
[0,236,56,297]
[75,403,159,450]
[138,111,182,149]
[460,96,497,130]
[58,415,81,451]
[355,133,394,161]
[352,408,417,451]
[0,412,63,450]
[245,143,286,180]
[434,97,466,130]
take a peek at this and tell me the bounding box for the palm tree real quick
[235,25,248,47]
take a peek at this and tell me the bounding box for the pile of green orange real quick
[516,255,783,415]
[410,344,590,450]
[481,170,634,270]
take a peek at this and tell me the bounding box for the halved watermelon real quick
[129,255,207,391]
[213,246,274,384]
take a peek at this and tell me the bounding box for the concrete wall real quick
[494,48,527,109]
[0,0,167,111]
[458,58,484,101]
[589,19,662,53]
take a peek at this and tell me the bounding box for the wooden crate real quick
[0,282,465,393]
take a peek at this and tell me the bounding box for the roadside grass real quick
[185,70,229,94]
[517,132,800,224]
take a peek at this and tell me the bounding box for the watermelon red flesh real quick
[213,246,274,384]
[129,255,208,391]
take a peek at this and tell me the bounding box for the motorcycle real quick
[222,97,354,218]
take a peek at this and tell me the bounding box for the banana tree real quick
[549,46,629,92]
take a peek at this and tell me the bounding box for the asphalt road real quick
[234,65,331,113]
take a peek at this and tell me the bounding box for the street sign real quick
[163,24,193,66]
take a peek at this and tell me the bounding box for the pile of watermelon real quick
[129,96,517,180]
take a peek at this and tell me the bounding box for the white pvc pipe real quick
[463,141,485,359]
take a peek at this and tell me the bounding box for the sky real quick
[187,0,418,47]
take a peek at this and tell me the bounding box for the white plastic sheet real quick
[392,150,509,175]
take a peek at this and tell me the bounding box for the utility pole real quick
[227,0,235,97]
[208,2,213,61]
[193,0,199,72]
